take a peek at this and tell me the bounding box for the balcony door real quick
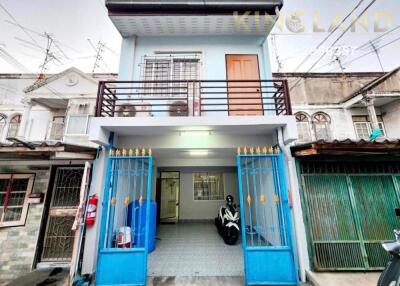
[226,54,263,116]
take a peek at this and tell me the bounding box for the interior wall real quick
[159,167,238,221]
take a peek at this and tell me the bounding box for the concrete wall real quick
[275,73,384,105]
[382,100,400,138]
[177,168,238,220]
[0,165,51,284]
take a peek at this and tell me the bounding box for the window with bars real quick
[0,174,34,227]
[353,115,386,140]
[193,172,225,201]
[0,114,6,141]
[7,114,21,138]
[65,115,91,135]
[295,112,312,142]
[312,112,331,141]
[141,54,201,97]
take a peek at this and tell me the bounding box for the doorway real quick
[158,172,180,223]
[39,166,84,263]
[226,54,263,116]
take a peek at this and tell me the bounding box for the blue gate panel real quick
[97,152,153,286]
[96,249,146,286]
[237,152,298,286]
[244,248,297,285]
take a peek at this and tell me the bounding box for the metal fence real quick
[95,80,292,117]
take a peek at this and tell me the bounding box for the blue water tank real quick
[127,200,157,253]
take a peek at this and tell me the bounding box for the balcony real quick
[95,80,292,118]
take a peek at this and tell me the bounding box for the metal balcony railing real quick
[95,80,292,117]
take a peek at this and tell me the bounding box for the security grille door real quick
[237,152,297,285]
[302,175,365,269]
[41,167,84,261]
[301,162,400,271]
[96,151,153,286]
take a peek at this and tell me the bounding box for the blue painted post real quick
[144,156,153,279]
[236,155,248,281]
[98,155,113,251]
[244,157,254,246]
[250,157,261,245]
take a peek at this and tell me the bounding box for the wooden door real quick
[226,55,263,116]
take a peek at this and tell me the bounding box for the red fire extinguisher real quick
[86,194,98,226]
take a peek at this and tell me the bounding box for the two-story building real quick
[275,69,400,275]
[81,1,307,285]
[0,68,116,284]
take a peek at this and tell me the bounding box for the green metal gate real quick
[300,162,400,271]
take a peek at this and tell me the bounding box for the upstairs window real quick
[0,114,6,141]
[65,115,91,135]
[353,115,386,140]
[312,112,331,141]
[7,114,21,138]
[295,112,312,142]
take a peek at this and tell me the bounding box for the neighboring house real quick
[81,1,308,286]
[0,68,116,284]
[275,70,400,272]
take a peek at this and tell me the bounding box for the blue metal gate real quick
[97,149,153,286]
[237,147,298,285]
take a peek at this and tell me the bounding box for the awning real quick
[291,139,400,157]
[0,141,97,160]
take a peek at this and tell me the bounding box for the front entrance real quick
[300,161,400,271]
[40,167,84,262]
[226,54,263,116]
[97,152,153,286]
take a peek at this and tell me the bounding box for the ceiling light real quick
[179,130,211,136]
[188,150,209,157]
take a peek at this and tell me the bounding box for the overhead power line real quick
[289,0,377,91]
[292,0,366,73]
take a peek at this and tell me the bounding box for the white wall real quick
[117,35,272,81]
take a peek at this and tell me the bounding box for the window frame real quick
[0,174,35,228]
[193,172,225,201]
[64,114,91,136]
[354,121,386,140]
[312,112,331,141]
[6,114,22,139]
[295,112,312,142]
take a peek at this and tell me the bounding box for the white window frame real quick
[193,172,225,201]
[354,121,386,140]
[64,114,91,136]
[0,174,34,227]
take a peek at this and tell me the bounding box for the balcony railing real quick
[95,80,292,117]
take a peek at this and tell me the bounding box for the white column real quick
[17,98,32,139]
[362,96,380,130]
[118,36,137,81]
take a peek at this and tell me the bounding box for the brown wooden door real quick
[226,55,263,116]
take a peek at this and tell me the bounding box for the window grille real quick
[193,172,225,201]
[65,115,90,135]
[0,174,34,227]
[353,116,386,140]
[300,161,400,174]
[295,112,312,142]
[0,114,6,141]
[7,114,21,138]
[48,116,65,141]
[312,112,331,141]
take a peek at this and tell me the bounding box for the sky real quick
[0,0,399,74]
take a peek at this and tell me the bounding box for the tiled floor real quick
[148,222,244,277]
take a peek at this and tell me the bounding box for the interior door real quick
[160,172,180,222]
[226,54,263,116]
